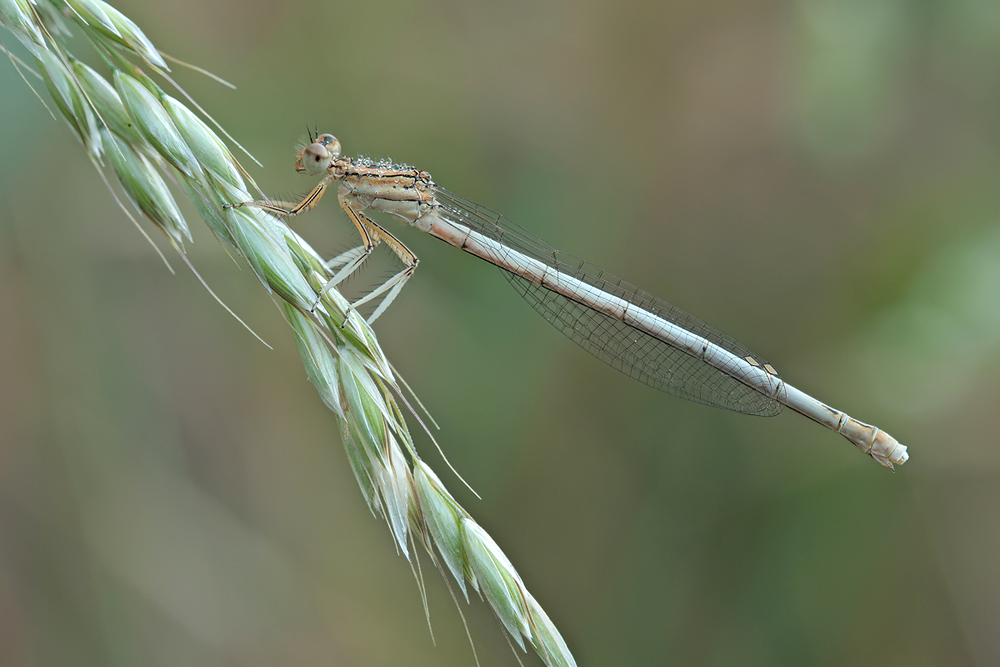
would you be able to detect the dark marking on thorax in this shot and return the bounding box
[333,157,435,204]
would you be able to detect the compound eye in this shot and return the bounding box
[316,134,341,155]
[301,142,332,175]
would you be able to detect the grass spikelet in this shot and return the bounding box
[3,3,578,665]
[0,0,45,49]
[73,59,143,145]
[32,45,102,156]
[103,130,190,244]
[113,70,198,177]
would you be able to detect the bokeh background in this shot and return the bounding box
[2,1,999,665]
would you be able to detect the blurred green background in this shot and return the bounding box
[1,0,998,665]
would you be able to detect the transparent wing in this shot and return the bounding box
[433,187,783,416]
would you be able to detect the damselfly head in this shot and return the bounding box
[295,133,341,175]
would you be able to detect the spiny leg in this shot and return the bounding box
[313,200,379,314]
[325,246,369,272]
[344,220,418,325]
[318,195,419,324]
[362,259,418,324]
[322,243,412,322]
[223,177,333,217]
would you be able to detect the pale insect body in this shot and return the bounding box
[227,133,908,469]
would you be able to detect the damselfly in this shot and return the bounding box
[226,133,908,469]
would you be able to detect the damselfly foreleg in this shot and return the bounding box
[226,186,419,323]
